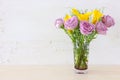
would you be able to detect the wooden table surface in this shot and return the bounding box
[0,65,120,80]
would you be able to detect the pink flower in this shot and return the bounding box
[96,21,108,35]
[64,16,78,30]
[80,21,95,35]
[102,15,115,28]
[55,18,64,28]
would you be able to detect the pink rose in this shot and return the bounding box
[64,16,78,30]
[80,21,95,35]
[55,18,64,28]
[96,21,108,35]
[102,15,115,28]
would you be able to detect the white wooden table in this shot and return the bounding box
[0,65,120,80]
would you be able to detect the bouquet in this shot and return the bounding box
[55,8,115,73]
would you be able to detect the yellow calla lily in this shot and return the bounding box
[64,14,71,21]
[78,12,92,21]
[92,9,103,24]
[71,8,92,21]
[72,8,80,16]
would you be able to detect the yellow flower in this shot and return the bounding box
[67,30,73,34]
[92,9,103,24]
[72,8,80,16]
[71,8,92,21]
[64,14,71,21]
[78,12,92,21]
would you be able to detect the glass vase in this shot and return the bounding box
[73,42,89,74]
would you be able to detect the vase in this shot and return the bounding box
[73,41,89,74]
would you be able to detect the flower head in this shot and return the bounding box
[96,21,107,35]
[64,16,78,30]
[64,14,71,22]
[72,8,92,21]
[78,12,92,21]
[92,9,103,24]
[80,21,95,35]
[55,18,64,28]
[72,8,80,16]
[102,15,115,28]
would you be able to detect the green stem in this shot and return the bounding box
[60,27,97,70]
[74,40,89,70]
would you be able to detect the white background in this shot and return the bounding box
[0,0,120,65]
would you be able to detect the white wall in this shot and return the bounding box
[0,0,120,65]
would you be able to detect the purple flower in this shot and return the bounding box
[64,16,78,30]
[96,21,108,35]
[102,15,115,28]
[55,18,64,28]
[80,21,95,35]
